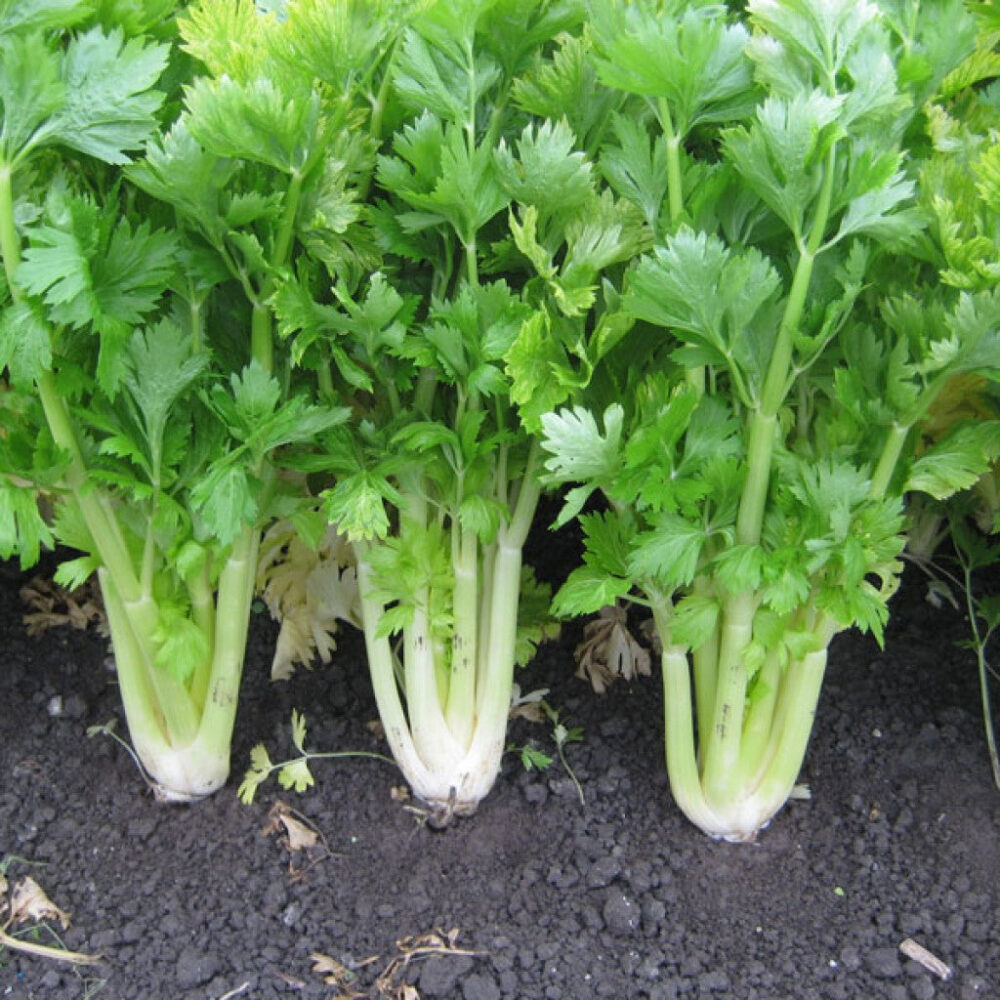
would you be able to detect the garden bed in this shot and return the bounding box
[1,539,998,1000]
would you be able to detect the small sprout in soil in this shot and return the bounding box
[509,698,586,807]
[239,710,395,804]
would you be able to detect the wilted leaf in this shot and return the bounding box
[507,684,550,723]
[262,800,318,852]
[256,519,360,680]
[9,876,71,930]
[20,575,107,636]
[573,604,651,693]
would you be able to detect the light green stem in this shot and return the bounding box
[750,646,829,824]
[404,597,464,771]
[735,646,783,788]
[251,303,273,376]
[870,422,910,499]
[99,568,168,748]
[446,527,479,746]
[691,580,718,747]
[102,573,199,747]
[186,561,216,711]
[197,526,258,752]
[737,146,837,548]
[0,163,20,288]
[355,547,434,790]
[656,100,684,226]
[470,537,522,744]
[652,602,724,836]
[702,590,755,809]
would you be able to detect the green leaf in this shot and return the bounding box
[0,30,63,164]
[237,743,272,804]
[711,543,764,594]
[53,554,100,591]
[290,708,309,754]
[393,25,483,122]
[551,564,632,618]
[539,403,624,485]
[906,422,1000,500]
[831,171,920,246]
[185,74,320,174]
[627,228,780,392]
[505,310,573,433]
[748,0,880,80]
[520,744,553,771]
[18,204,177,379]
[0,0,89,35]
[590,2,754,134]
[580,510,633,579]
[495,118,594,223]
[373,602,414,640]
[627,511,704,590]
[177,0,266,79]
[0,481,53,567]
[122,320,207,470]
[153,604,211,685]
[512,32,618,153]
[126,121,235,230]
[382,117,510,246]
[670,593,720,650]
[321,473,390,541]
[43,27,169,164]
[192,464,259,544]
[723,91,843,239]
[458,493,504,544]
[600,114,670,231]
[0,301,51,387]
[277,757,315,795]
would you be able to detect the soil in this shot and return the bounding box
[1,514,999,1000]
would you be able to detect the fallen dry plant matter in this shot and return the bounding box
[311,926,479,1000]
[0,872,101,966]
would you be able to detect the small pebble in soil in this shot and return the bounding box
[865,946,903,979]
[417,954,476,997]
[698,969,731,992]
[175,946,222,988]
[462,970,501,1000]
[585,855,621,889]
[602,890,640,936]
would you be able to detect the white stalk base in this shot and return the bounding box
[131,732,230,803]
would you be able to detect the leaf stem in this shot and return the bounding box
[656,99,684,227]
[736,145,837,547]
[0,162,21,290]
[870,421,911,499]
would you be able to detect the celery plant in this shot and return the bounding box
[279,0,641,821]
[0,1,366,799]
[521,0,1000,839]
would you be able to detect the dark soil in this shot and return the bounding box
[1,522,999,1000]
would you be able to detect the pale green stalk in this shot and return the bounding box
[354,545,436,793]
[734,646,783,788]
[446,526,479,745]
[701,589,756,807]
[652,602,726,837]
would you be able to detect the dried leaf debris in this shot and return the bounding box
[256,520,361,680]
[260,800,334,879]
[574,603,651,693]
[0,871,101,965]
[311,927,479,1000]
[20,576,107,636]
